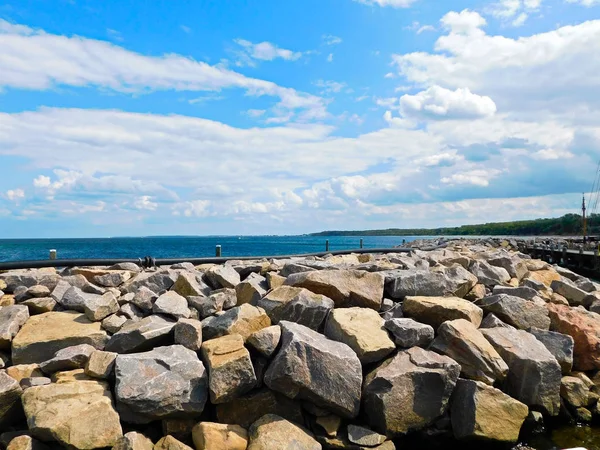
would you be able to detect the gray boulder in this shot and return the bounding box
[0,305,29,349]
[93,271,132,288]
[50,280,72,303]
[124,270,178,295]
[105,315,177,354]
[235,273,268,305]
[480,313,514,329]
[59,286,94,312]
[384,318,433,348]
[478,294,550,330]
[550,279,588,307]
[189,289,236,319]
[247,325,281,358]
[264,321,362,418]
[0,370,23,426]
[172,272,211,298]
[174,318,203,351]
[385,265,477,299]
[131,287,157,312]
[492,285,538,300]
[39,344,96,374]
[469,260,511,287]
[530,328,574,374]
[487,255,527,280]
[153,292,190,319]
[84,292,120,321]
[205,265,240,289]
[201,304,270,342]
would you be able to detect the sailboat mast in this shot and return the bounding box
[583,194,587,241]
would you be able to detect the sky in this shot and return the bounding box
[0,0,599,238]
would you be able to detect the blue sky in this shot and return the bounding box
[0,0,599,237]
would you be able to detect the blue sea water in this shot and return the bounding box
[0,235,433,262]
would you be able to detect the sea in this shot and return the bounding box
[0,235,432,263]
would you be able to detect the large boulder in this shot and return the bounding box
[22,380,122,449]
[202,304,270,342]
[112,432,154,450]
[257,286,333,330]
[384,318,434,348]
[247,414,320,450]
[324,307,395,365]
[105,315,176,354]
[174,318,203,351]
[92,271,132,288]
[114,345,208,423]
[284,270,384,310]
[264,321,362,418]
[478,294,550,330]
[402,296,483,329]
[39,344,96,374]
[0,370,23,426]
[530,328,574,374]
[0,270,59,293]
[385,265,477,299]
[547,303,600,371]
[83,292,119,322]
[172,272,211,298]
[431,319,508,385]
[487,255,528,280]
[247,325,281,358]
[192,422,248,450]
[527,269,560,288]
[205,265,241,289]
[12,312,109,365]
[0,305,29,349]
[201,334,257,404]
[236,273,268,305]
[450,379,528,442]
[123,269,178,295]
[492,285,538,300]
[152,292,190,319]
[469,260,511,286]
[481,328,561,415]
[550,280,589,307]
[362,347,460,436]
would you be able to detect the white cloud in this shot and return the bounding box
[327,53,334,63]
[0,19,33,35]
[532,148,575,160]
[322,35,342,45]
[353,0,419,7]
[440,9,487,34]
[489,0,542,23]
[234,39,302,64]
[417,25,436,34]
[33,175,51,188]
[400,86,497,120]
[246,109,266,118]
[133,196,158,211]
[314,80,347,94]
[566,0,600,5]
[441,169,501,187]
[512,12,528,26]
[6,188,25,201]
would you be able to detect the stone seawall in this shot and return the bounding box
[0,239,599,449]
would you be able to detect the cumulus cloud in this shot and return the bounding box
[400,86,497,120]
[133,196,158,211]
[5,188,25,201]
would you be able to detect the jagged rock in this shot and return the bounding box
[487,256,527,280]
[12,311,109,365]
[236,273,268,305]
[174,318,203,351]
[114,345,208,423]
[481,328,561,415]
[315,415,341,437]
[0,371,23,426]
[450,379,528,442]
[576,278,597,293]
[530,328,574,374]
[247,325,281,358]
[402,296,483,329]
[0,270,59,293]
[154,435,192,450]
[120,303,146,321]
[385,266,477,299]
[192,422,248,450]
[123,270,178,295]
[384,318,434,348]
[464,284,486,302]
[172,272,211,298]
[153,291,190,319]
[105,315,176,354]
[22,380,122,448]
[102,314,128,334]
[85,350,117,379]
[285,269,384,310]
[547,303,600,371]
[480,313,514,329]
[279,263,317,277]
[550,280,589,307]
[575,407,592,422]
[265,321,362,418]
[39,344,96,374]
[59,286,96,312]
[247,414,320,450]
[560,376,589,407]
[0,305,29,349]
[492,285,538,300]
[202,304,271,342]
[478,294,550,330]
[201,334,257,404]
[346,425,386,447]
[5,364,43,383]
[527,269,561,288]
[0,293,15,307]
[256,286,334,330]
[20,377,51,389]
[25,285,51,299]
[266,273,286,290]
[93,271,132,288]
[83,292,119,322]
[112,432,154,450]
[362,347,460,436]
[469,260,511,286]
[21,298,57,315]
[6,435,51,450]
[431,319,508,385]
[206,265,241,289]
[130,287,158,312]
[324,307,395,364]
[215,388,304,428]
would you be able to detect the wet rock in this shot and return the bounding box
[85,350,117,379]
[492,285,538,300]
[0,305,29,349]
[384,318,434,348]
[387,265,478,299]
[481,327,561,415]
[469,260,511,286]
[560,376,589,407]
[530,328,574,374]
[105,315,176,354]
[551,280,589,307]
[12,311,109,365]
[93,271,132,288]
[257,286,333,330]
[265,321,362,418]
[247,325,281,358]
[285,269,384,310]
[39,343,96,374]
[21,297,57,315]
[362,347,460,436]
[153,291,191,319]
[402,296,483,329]
[480,313,514,329]
[131,287,158,312]
[202,304,270,342]
[201,334,257,404]
[236,273,268,305]
[112,432,154,450]
[83,291,119,322]
[172,272,212,297]
[324,307,395,364]
[206,265,241,289]
[478,294,550,330]
[114,345,208,423]
[450,379,528,442]
[22,380,122,448]
[102,313,128,334]
[431,319,508,385]
[174,318,203,351]
[346,425,386,447]
[192,422,248,450]
[0,370,23,426]
[247,414,320,450]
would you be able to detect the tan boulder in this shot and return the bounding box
[112,432,154,450]
[192,422,248,450]
[403,296,483,329]
[464,284,486,302]
[6,364,43,383]
[527,269,560,288]
[0,370,23,426]
[202,304,270,342]
[85,350,117,379]
[51,368,94,383]
[6,436,50,450]
[154,436,192,450]
[247,414,320,450]
[266,273,285,290]
[22,380,122,449]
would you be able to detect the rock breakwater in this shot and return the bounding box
[1,239,600,449]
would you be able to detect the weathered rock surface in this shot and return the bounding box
[431,319,508,385]
[102,314,128,334]
[84,292,119,322]
[20,298,57,315]
[85,350,117,379]
[12,311,108,365]
[247,325,281,358]
[530,328,574,374]
[202,304,270,342]
[236,273,268,305]
[264,321,362,418]
[93,271,132,288]
[0,370,23,426]
[551,279,589,307]
[257,286,333,330]
[492,285,538,300]
[5,435,51,450]
[285,269,384,310]
[481,327,561,415]
[123,270,178,295]
[384,318,434,348]
[480,313,514,329]
[153,291,190,319]
[172,272,211,298]
[39,343,96,374]
[22,380,122,449]
[247,414,321,450]
[0,305,29,349]
[560,376,589,407]
[105,315,176,354]
[385,265,477,299]
[469,260,511,286]
[192,422,248,450]
[206,266,241,290]
[324,307,395,364]
[403,296,483,329]
[114,345,208,423]
[112,432,154,450]
[451,379,528,442]
[174,318,203,351]
[362,347,460,436]
[488,255,528,280]
[478,294,550,330]
[154,435,193,450]
[346,425,386,447]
